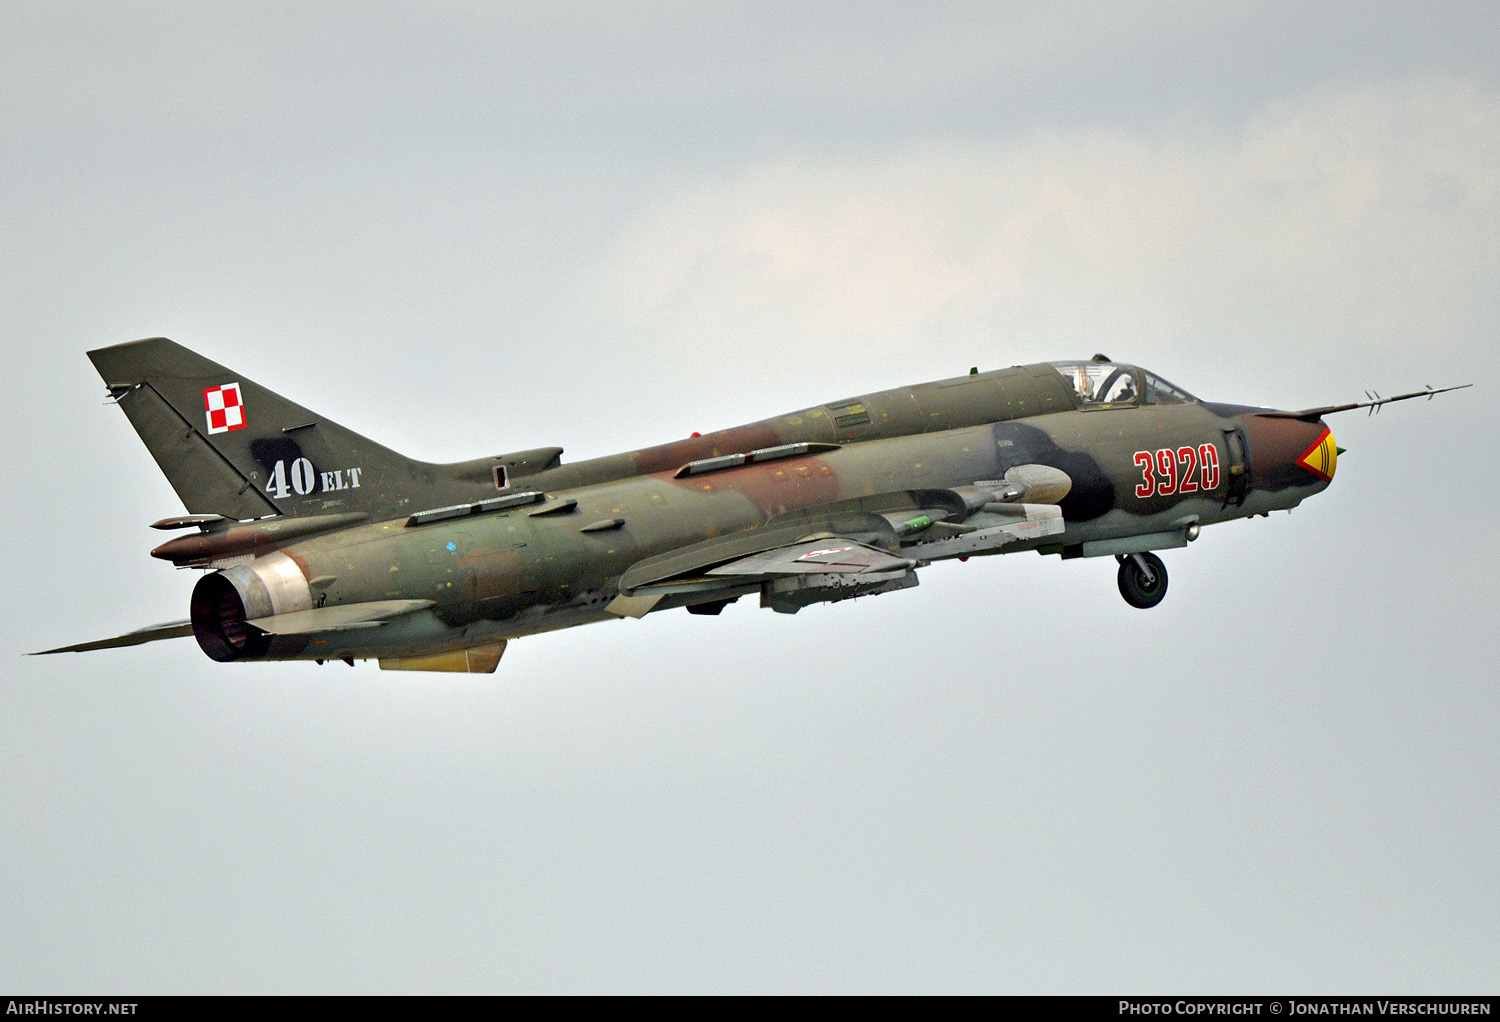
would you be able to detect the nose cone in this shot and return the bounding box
[1295,426,1338,482]
[1244,414,1337,491]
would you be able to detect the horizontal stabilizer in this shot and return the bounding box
[246,599,435,636]
[33,620,194,655]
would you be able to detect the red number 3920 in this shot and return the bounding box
[1134,444,1220,497]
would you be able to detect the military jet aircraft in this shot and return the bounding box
[37,338,1467,672]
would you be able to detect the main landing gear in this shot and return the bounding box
[1117,552,1168,609]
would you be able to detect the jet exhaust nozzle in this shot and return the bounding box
[190,551,313,662]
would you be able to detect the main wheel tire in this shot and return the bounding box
[1117,552,1168,609]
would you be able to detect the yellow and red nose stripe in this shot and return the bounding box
[1295,427,1338,481]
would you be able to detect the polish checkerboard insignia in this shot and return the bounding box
[204,383,247,434]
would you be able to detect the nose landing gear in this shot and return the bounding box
[1117,552,1168,609]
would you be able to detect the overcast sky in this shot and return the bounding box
[3,2,1497,993]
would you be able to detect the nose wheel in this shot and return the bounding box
[1117,552,1168,609]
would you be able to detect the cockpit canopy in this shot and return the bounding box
[1049,361,1198,408]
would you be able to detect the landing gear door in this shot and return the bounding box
[1222,427,1250,507]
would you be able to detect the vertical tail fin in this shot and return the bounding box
[89,337,491,520]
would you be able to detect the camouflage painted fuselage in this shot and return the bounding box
[196,360,1333,665]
